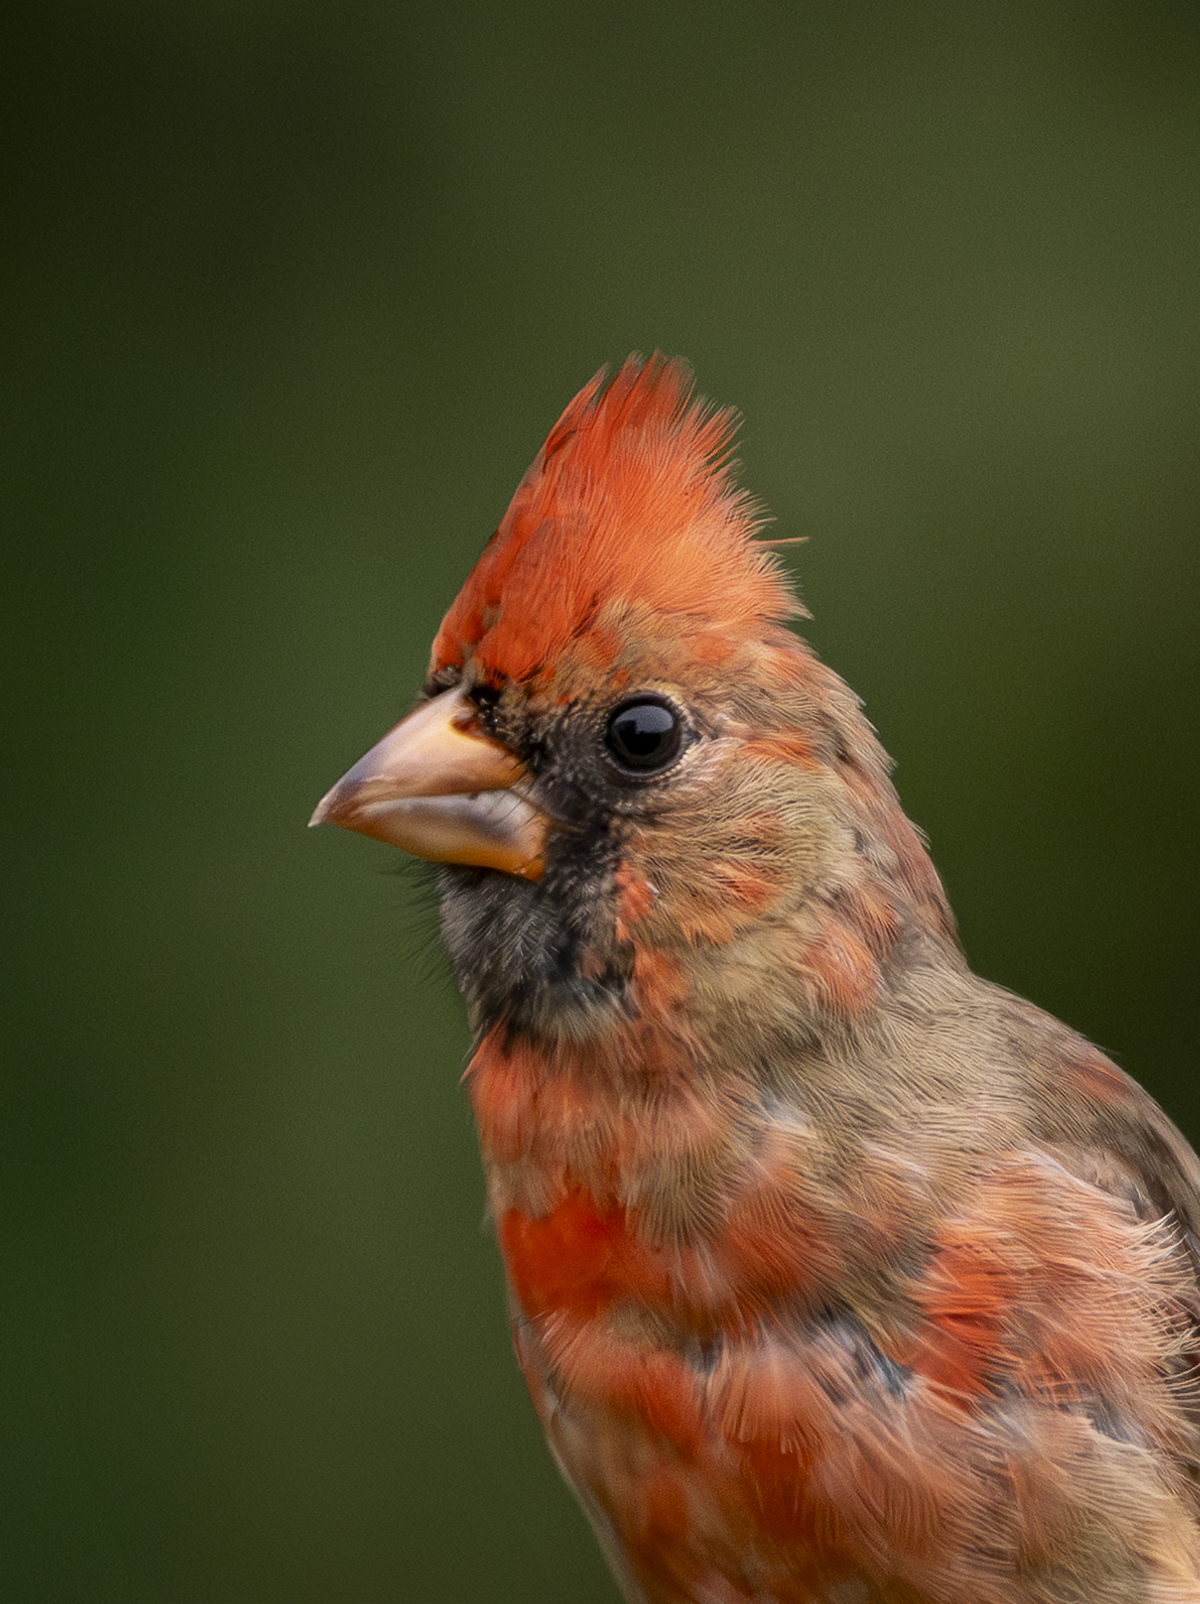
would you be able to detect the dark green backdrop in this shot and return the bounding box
[5,4,1198,1600]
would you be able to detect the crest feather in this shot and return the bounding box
[431,354,801,682]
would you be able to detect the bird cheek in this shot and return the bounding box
[613,866,656,933]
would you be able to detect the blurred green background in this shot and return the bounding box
[5,2,1198,1599]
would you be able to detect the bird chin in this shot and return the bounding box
[437,847,634,1044]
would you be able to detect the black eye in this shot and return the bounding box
[604,698,684,774]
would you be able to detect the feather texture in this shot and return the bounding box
[318,356,1200,1603]
[432,354,797,686]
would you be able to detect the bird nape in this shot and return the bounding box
[312,354,1200,1604]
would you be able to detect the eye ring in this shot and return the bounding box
[603,696,686,775]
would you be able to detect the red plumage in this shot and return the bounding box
[315,356,1200,1602]
[432,355,793,685]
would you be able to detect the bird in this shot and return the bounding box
[311,355,1200,1603]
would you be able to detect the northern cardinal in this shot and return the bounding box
[312,356,1200,1602]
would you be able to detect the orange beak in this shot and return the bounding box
[309,686,547,880]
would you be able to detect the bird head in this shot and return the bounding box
[312,356,955,1051]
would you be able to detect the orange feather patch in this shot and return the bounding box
[431,354,800,683]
